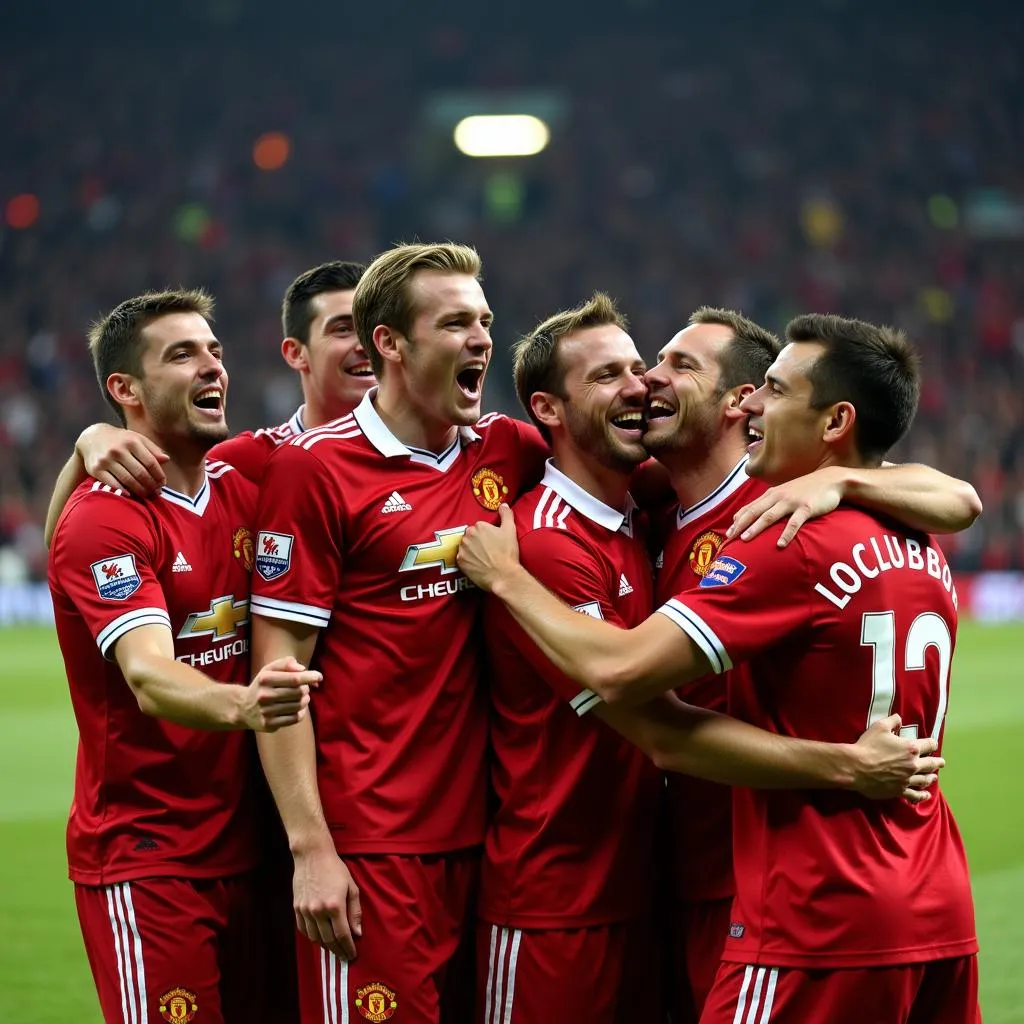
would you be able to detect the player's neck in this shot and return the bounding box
[157,454,208,498]
[551,446,632,512]
[372,387,459,455]
[667,438,749,510]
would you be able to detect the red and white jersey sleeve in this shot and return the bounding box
[657,507,977,968]
[249,442,344,629]
[209,407,306,484]
[481,466,661,928]
[49,485,170,659]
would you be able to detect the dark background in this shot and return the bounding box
[2,0,1022,577]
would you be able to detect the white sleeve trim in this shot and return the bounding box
[97,607,171,660]
[570,688,604,717]
[250,594,331,628]
[656,599,732,675]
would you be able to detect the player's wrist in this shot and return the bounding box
[289,830,337,859]
[489,561,530,601]
[838,741,871,791]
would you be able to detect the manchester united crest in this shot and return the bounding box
[232,526,255,573]
[688,530,724,577]
[355,981,398,1021]
[158,988,198,1023]
[471,467,509,511]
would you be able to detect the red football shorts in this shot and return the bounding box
[475,917,663,1024]
[667,896,733,1024]
[75,873,264,1024]
[295,850,479,1024]
[700,957,981,1024]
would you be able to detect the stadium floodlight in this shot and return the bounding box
[453,115,551,158]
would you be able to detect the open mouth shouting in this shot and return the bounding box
[646,397,675,423]
[192,384,225,418]
[344,358,374,380]
[456,362,487,402]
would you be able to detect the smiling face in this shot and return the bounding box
[741,341,832,482]
[297,288,375,416]
[643,322,735,459]
[552,325,649,472]
[391,270,493,428]
[131,311,230,448]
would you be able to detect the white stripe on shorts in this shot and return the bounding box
[731,966,780,1024]
[484,926,523,1024]
[105,882,147,1024]
[321,948,350,1024]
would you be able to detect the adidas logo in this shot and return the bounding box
[380,491,413,514]
[618,573,634,597]
[172,551,193,573]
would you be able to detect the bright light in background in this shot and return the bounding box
[253,132,291,171]
[453,115,550,158]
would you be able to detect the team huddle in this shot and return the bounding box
[46,243,983,1024]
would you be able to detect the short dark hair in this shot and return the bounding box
[88,289,214,425]
[282,260,365,344]
[353,243,481,377]
[689,306,781,395]
[785,313,921,461]
[512,292,628,443]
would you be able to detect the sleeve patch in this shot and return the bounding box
[699,555,747,588]
[90,555,142,601]
[255,531,294,581]
[572,600,604,619]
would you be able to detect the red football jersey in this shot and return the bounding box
[654,456,766,904]
[481,462,661,928]
[250,391,548,855]
[208,406,306,484]
[48,462,262,885]
[657,507,977,967]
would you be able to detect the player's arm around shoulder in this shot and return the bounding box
[459,504,709,706]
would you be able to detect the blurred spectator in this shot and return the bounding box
[1,6,1022,576]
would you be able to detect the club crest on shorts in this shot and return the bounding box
[90,554,142,601]
[158,987,198,1022]
[355,981,398,1021]
[232,526,254,573]
[699,554,748,588]
[688,530,724,578]
[255,531,294,581]
[471,467,508,511]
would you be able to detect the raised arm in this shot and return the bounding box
[252,615,362,961]
[729,463,983,548]
[44,424,169,547]
[593,694,940,802]
[114,623,316,730]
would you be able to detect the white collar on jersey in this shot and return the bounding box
[542,460,636,536]
[676,454,750,529]
[352,388,482,469]
[159,473,211,515]
[289,405,306,434]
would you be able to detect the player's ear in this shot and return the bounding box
[529,391,562,433]
[373,324,402,367]
[281,337,309,372]
[822,401,856,446]
[107,373,141,410]
[722,383,755,421]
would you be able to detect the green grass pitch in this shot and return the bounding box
[1,623,1021,1023]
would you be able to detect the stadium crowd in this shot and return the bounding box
[1,7,1023,580]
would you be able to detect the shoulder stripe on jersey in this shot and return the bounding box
[250,594,331,629]
[476,412,506,428]
[106,883,148,1024]
[295,422,362,451]
[320,948,350,1024]
[295,414,356,441]
[535,491,572,531]
[206,464,234,479]
[90,481,125,497]
[569,689,603,717]
[656,600,731,674]
[97,608,171,660]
